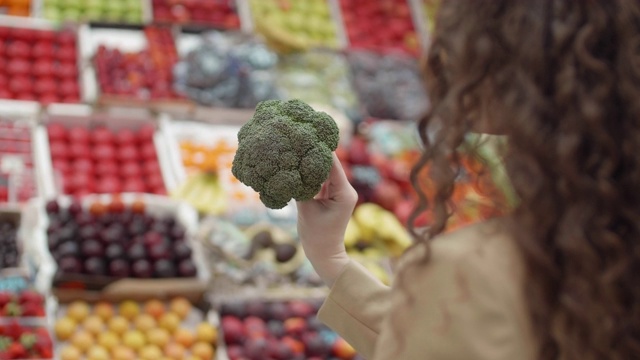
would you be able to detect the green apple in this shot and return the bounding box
[62,0,83,11]
[85,0,106,11]
[84,7,104,20]
[126,0,142,12]
[103,10,123,22]
[43,6,62,21]
[123,11,142,23]
[104,1,124,13]
[44,0,62,8]
[62,8,83,21]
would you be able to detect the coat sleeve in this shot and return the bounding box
[317,230,533,360]
[317,260,391,360]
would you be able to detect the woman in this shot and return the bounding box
[297,1,640,359]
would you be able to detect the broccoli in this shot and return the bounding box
[231,99,340,209]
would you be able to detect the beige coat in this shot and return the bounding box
[318,219,537,359]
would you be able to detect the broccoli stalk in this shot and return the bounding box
[231,99,340,209]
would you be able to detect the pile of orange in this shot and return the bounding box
[0,0,31,16]
[180,139,235,174]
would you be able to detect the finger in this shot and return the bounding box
[328,153,350,188]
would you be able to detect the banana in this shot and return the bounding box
[343,220,361,248]
[172,173,227,215]
[254,15,309,53]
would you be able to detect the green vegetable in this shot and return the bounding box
[232,99,340,209]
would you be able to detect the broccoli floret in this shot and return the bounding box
[232,99,340,209]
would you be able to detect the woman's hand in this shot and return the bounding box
[297,153,358,287]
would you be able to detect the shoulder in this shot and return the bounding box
[396,217,526,314]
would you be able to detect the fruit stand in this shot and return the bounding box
[0,1,510,359]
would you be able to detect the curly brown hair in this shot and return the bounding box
[409,0,640,358]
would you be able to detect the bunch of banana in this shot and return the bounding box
[254,15,310,54]
[171,172,226,215]
[344,203,413,258]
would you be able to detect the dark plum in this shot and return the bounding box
[45,200,60,214]
[274,243,297,263]
[58,256,82,274]
[178,259,197,278]
[67,201,83,216]
[56,241,79,259]
[84,257,107,276]
[267,320,285,338]
[100,224,125,244]
[127,219,146,237]
[81,239,104,257]
[245,300,267,319]
[162,216,176,228]
[222,302,246,318]
[267,302,291,322]
[170,224,186,240]
[153,259,176,278]
[47,233,61,251]
[143,231,163,248]
[109,259,130,277]
[78,224,99,240]
[74,212,94,226]
[105,243,125,260]
[128,243,146,261]
[56,225,76,243]
[132,259,152,278]
[173,241,192,261]
[151,221,169,234]
[149,243,171,261]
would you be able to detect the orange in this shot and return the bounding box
[174,328,195,348]
[108,316,130,335]
[134,314,157,332]
[143,299,165,320]
[164,343,186,359]
[93,302,115,321]
[195,323,217,344]
[70,330,94,353]
[60,345,82,360]
[159,313,180,333]
[191,342,214,360]
[169,297,191,319]
[119,300,140,320]
[67,301,91,322]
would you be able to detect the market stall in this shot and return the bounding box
[0,1,508,359]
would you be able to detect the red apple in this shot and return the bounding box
[7,59,30,76]
[33,60,56,78]
[146,173,164,190]
[96,176,122,194]
[116,129,136,146]
[68,172,95,193]
[32,42,56,59]
[222,316,246,345]
[69,142,91,160]
[93,144,116,162]
[61,95,80,103]
[10,28,37,43]
[56,31,76,46]
[95,161,118,177]
[37,30,56,42]
[117,145,139,162]
[9,76,32,94]
[143,160,161,176]
[57,63,78,80]
[71,158,94,173]
[91,127,114,144]
[68,127,90,144]
[120,162,141,178]
[136,124,155,143]
[57,46,76,64]
[48,141,69,160]
[0,74,7,87]
[52,159,71,176]
[6,41,30,59]
[60,80,80,98]
[34,77,57,95]
[140,143,157,160]
[39,93,60,104]
[121,178,146,193]
[47,123,67,142]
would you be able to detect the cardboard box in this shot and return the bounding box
[28,194,210,303]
